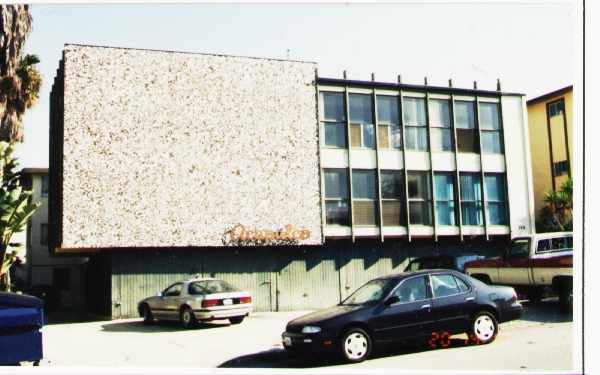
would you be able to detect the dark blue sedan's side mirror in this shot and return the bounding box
[384,296,399,307]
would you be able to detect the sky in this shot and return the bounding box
[15,2,576,168]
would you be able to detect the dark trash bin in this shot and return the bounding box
[0,292,44,366]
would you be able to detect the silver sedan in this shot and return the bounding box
[137,278,253,328]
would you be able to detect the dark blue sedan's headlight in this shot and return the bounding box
[301,326,322,334]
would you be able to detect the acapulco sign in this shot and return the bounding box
[222,224,311,246]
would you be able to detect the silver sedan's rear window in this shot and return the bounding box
[188,280,239,295]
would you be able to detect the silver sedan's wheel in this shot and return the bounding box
[471,312,498,344]
[180,307,197,328]
[340,328,371,363]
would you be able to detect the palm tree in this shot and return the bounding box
[1,4,40,143]
[541,177,573,232]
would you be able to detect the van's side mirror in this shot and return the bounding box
[384,296,399,307]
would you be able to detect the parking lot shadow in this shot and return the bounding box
[519,298,573,323]
[101,320,231,333]
[218,339,468,368]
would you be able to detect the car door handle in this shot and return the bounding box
[420,304,431,309]
[465,297,475,302]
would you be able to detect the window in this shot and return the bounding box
[380,170,404,226]
[460,173,483,225]
[553,160,569,176]
[429,99,453,152]
[341,279,395,306]
[479,102,503,154]
[455,101,479,153]
[321,92,346,148]
[376,95,401,149]
[349,94,374,149]
[430,274,460,298]
[548,100,565,118]
[454,276,470,292]
[485,173,508,225]
[537,236,573,254]
[324,169,350,226]
[407,171,432,225]
[403,97,428,151]
[509,239,530,258]
[352,170,377,226]
[40,223,48,245]
[434,173,456,225]
[394,276,428,303]
[53,268,70,291]
[163,283,183,297]
[41,175,49,197]
[189,280,239,295]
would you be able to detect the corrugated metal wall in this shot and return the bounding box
[108,238,505,319]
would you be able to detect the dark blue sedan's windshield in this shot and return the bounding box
[341,279,394,306]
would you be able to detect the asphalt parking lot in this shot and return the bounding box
[40,298,573,370]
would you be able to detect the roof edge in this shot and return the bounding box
[526,85,573,105]
[63,43,318,65]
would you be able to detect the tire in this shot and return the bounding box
[468,311,498,345]
[559,286,573,312]
[527,288,543,304]
[140,304,154,324]
[229,316,244,325]
[339,327,372,363]
[180,306,197,329]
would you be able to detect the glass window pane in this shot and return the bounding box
[349,94,373,125]
[481,131,502,154]
[479,102,500,130]
[456,128,479,153]
[405,127,428,151]
[350,124,362,147]
[324,169,348,199]
[352,170,376,199]
[431,128,453,152]
[382,201,404,226]
[484,174,506,201]
[431,274,460,298]
[407,172,431,200]
[434,173,454,200]
[455,276,470,292]
[460,173,483,225]
[381,171,403,199]
[409,201,432,225]
[354,201,377,226]
[378,125,390,148]
[455,101,475,129]
[429,99,451,128]
[394,276,428,303]
[390,125,402,148]
[377,96,399,124]
[461,202,483,225]
[363,124,375,148]
[436,201,455,225]
[403,97,426,126]
[324,122,346,148]
[322,92,345,121]
[487,202,507,225]
[325,200,350,226]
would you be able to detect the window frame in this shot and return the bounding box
[349,93,375,150]
[323,168,350,227]
[380,170,405,227]
[376,95,402,150]
[428,273,467,299]
[454,100,479,154]
[459,172,484,226]
[484,173,508,226]
[433,172,457,226]
[387,275,432,306]
[41,175,49,197]
[351,169,378,227]
[407,171,433,226]
[535,235,573,254]
[428,98,453,153]
[479,102,504,155]
[403,96,429,152]
[162,283,184,297]
[320,91,347,149]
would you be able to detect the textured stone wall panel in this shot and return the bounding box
[61,45,322,248]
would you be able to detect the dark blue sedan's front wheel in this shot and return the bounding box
[339,328,372,363]
[469,311,498,344]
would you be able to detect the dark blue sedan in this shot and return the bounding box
[282,269,522,363]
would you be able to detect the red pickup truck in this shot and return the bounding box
[464,232,573,310]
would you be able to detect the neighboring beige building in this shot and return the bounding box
[526,86,573,216]
[21,168,86,309]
